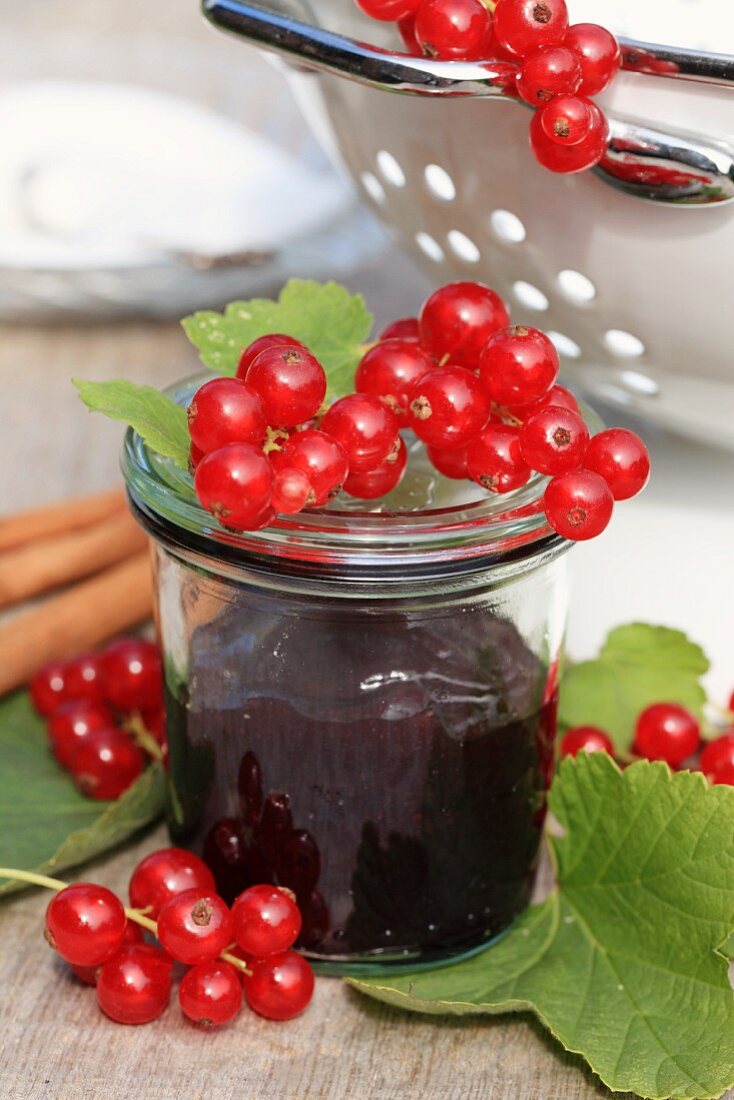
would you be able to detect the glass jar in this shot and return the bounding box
[124,376,579,975]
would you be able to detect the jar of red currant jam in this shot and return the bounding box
[124,376,577,975]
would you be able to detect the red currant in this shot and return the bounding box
[277,829,322,903]
[179,961,243,1027]
[97,944,173,1025]
[271,466,314,514]
[356,0,419,21]
[565,23,621,95]
[520,405,590,475]
[355,339,434,416]
[129,847,217,919]
[560,726,614,758]
[584,429,650,501]
[699,734,734,786]
[71,925,144,988]
[243,951,315,1021]
[530,102,609,173]
[479,325,559,407]
[245,346,327,429]
[270,430,348,505]
[540,94,595,145]
[378,317,420,342]
[202,817,250,905]
[516,45,582,104]
[407,365,491,448]
[414,0,494,60]
[467,425,531,493]
[102,638,162,712]
[634,703,701,767]
[29,662,71,717]
[232,885,302,957]
[343,436,408,500]
[235,333,306,380]
[398,14,421,52]
[48,699,116,768]
[419,282,510,369]
[189,441,205,473]
[505,383,580,423]
[426,442,470,480]
[321,394,400,473]
[64,653,106,705]
[187,377,267,454]
[494,0,569,58]
[157,889,233,965]
[195,443,274,530]
[45,884,127,965]
[71,728,145,800]
[544,470,613,540]
[237,750,263,826]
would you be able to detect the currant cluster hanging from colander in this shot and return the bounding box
[355,0,621,174]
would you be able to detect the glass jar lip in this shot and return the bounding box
[122,372,601,570]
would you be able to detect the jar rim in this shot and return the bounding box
[122,373,599,572]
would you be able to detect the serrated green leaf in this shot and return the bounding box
[74,378,190,470]
[559,624,709,750]
[182,278,373,397]
[349,755,734,1100]
[0,692,165,896]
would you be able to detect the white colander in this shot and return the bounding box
[205,0,734,450]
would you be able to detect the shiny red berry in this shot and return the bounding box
[102,638,162,712]
[426,442,470,480]
[565,23,621,95]
[407,365,491,448]
[479,325,559,407]
[235,333,307,380]
[467,424,531,493]
[419,282,510,369]
[530,101,609,173]
[507,383,579,421]
[71,728,144,800]
[29,662,71,717]
[187,377,267,454]
[179,961,243,1027]
[356,0,419,21]
[45,884,127,966]
[243,951,315,1021]
[97,944,173,1025]
[321,394,400,473]
[70,921,144,986]
[271,466,314,514]
[520,405,590,475]
[48,699,116,768]
[129,847,217,919]
[245,346,327,429]
[157,889,233,965]
[232,884,302,957]
[540,94,595,145]
[494,0,569,58]
[343,436,408,500]
[544,470,614,540]
[194,443,274,530]
[634,703,701,767]
[560,726,614,758]
[378,317,420,342]
[414,0,494,60]
[271,430,348,505]
[699,734,734,786]
[355,339,434,416]
[584,429,650,501]
[516,45,582,104]
[64,653,106,705]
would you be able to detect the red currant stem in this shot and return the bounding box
[0,868,69,892]
[219,948,253,976]
[261,426,291,456]
[124,714,164,763]
[481,0,496,11]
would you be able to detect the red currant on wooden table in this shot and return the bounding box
[129,847,217,919]
[195,443,274,531]
[565,23,621,95]
[419,281,510,368]
[48,699,116,768]
[378,316,420,342]
[235,333,307,380]
[97,944,173,1025]
[355,338,434,416]
[179,961,243,1027]
[102,638,162,712]
[243,951,315,1021]
[244,345,327,429]
[343,435,408,499]
[232,884,302,957]
[71,728,145,800]
[270,430,348,506]
[516,45,582,104]
[45,883,127,966]
[544,470,614,541]
[467,424,531,494]
[407,365,491,448]
[479,325,559,407]
[70,920,145,986]
[187,377,267,454]
[699,734,734,786]
[414,0,494,60]
[584,429,651,501]
[157,889,234,965]
[634,703,701,767]
[520,405,590,476]
[271,466,315,514]
[493,0,569,58]
[560,726,614,758]
[321,393,400,473]
[29,662,71,717]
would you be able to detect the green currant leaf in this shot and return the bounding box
[74,378,190,471]
[0,692,165,896]
[559,624,709,750]
[181,278,373,398]
[349,754,734,1100]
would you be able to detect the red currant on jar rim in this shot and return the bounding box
[584,428,651,501]
[540,95,596,146]
[344,435,408,499]
[544,470,614,541]
[48,699,115,768]
[356,0,419,22]
[97,944,173,1025]
[467,424,531,494]
[129,847,217,919]
[355,339,434,416]
[71,728,145,800]
[272,466,315,514]
[398,13,421,52]
[426,442,470,480]
[157,889,234,965]
[320,393,400,473]
[479,325,559,407]
[187,377,267,454]
[419,282,510,369]
[560,726,614,758]
[565,23,621,96]
[520,405,590,476]
[243,951,315,1021]
[179,961,243,1027]
[236,333,307,380]
[194,443,274,530]
[232,884,302,957]
[634,703,701,767]
[408,365,491,448]
[516,45,582,104]
[245,345,327,429]
[414,0,494,60]
[493,0,569,58]
[45,884,127,966]
[271,430,348,506]
[102,638,162,712]
[378,316,420,342]
[530,102,609,173]
[699,734,734,786]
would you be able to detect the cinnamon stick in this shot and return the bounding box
[0,553,154,696]
[0,509,147,610]
[0,489,125,554]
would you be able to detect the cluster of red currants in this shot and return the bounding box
[188,280,649,543]
[29,638,166,799]
[561,699,734,787]
[356,0,620,174]
[43,847,315,1026]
